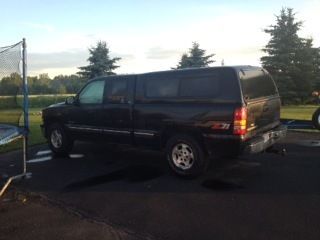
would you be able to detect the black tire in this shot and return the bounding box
[166,135,209,177]
[312,108,320,130]
[47,123,73,157]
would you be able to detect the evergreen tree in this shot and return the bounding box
[261,8,320,104]
[176,53,192,69]
[309,43,320,91]
[294,38,319,102]
[78,41,121,79]
[175,42,215,69]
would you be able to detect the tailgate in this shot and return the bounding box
[238,67,281,135]
[246,96,281,134]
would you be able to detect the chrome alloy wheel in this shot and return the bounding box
[51,129,63,149]
[171,143,195,170]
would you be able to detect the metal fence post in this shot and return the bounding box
[0,39,31,197]
[22,38,29,172]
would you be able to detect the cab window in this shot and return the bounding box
[79,80,105,104]
[108,78,128,103]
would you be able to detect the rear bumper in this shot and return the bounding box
[243,125,287,154]
[202,124,287,156]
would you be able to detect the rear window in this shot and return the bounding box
[240,70,278,100]
[180,75,219,98]
[136,68,241,102]
[145,78,179,98]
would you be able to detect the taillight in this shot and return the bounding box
[233,107,247,136]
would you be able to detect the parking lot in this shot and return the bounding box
[1,131,320,240]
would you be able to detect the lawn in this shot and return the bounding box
[0,94,71,153]
[280,105,319,120]
[0,108,46,153]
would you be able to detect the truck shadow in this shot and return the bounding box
[201,178,244,191]
[61,141,248,193]
[63,164,163,192]
[11,137,320,195]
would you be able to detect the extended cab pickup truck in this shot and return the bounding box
[42,66,287,177]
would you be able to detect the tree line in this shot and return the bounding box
[0,7,319,104]
[0,73,86,95]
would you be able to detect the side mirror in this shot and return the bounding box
[66,96,76,105]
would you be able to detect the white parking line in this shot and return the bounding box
[69,154,84,159]
[27,156,52,163]
[297,140,320,147]
[36,150,52,156]
[238,161,261,167]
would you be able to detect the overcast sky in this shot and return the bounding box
[1,0,320,77]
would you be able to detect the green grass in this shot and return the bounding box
[0,94,72,109]
[281,105,319,120]
[0,108,46,153]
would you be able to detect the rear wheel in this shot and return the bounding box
[166,135,209,177]
[47,123,73,157]
[312,108,320,130]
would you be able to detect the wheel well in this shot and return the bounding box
[161,127,206,152]
[312,107,320,130]
[43,118,63,137]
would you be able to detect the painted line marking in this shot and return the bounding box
[35,150,52,156]
[69,154,84,159]
[297,140,320,147]
[238,161,261,167]
[27,156,52,163]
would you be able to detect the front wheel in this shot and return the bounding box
[166,135,209,177]
[47,123,73,156]
[312,108,320,130]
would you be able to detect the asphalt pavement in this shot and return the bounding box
[1,131,320,240]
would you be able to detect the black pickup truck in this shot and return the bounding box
[41,66,286,177]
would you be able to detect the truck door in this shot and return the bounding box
[100,76,135,145]
[65,79,111,140]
